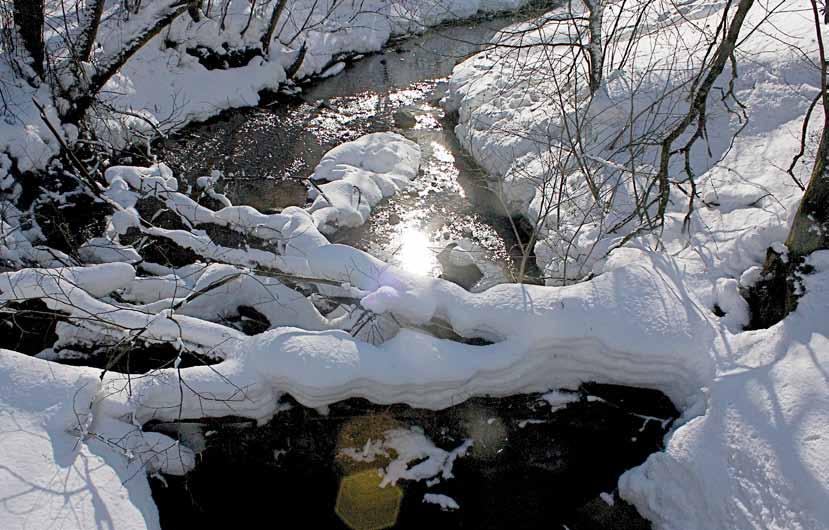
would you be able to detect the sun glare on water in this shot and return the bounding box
[392,225,440,276]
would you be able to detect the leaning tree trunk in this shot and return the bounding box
[786,120,829,262]
[786,0,829,263]
[748,113,829,328]
[747,0,829,328]
[62,0,195,124]
[13,0,45,78]
[261,0,288,55]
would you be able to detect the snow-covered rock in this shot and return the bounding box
[309,132,422,233]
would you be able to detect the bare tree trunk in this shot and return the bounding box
[189,0,204,21]
[63,0,194,123]
[241,0,257,36]
[784,0,829,262]
[261,0,288,55]
[77,0,106,63]
[284,41,307,78]
[13,0,45,78]
[786,123,829,261]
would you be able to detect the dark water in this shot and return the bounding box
[150,385,675,530]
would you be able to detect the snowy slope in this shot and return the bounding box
[444,1,829,528]
[445,0,814,288]
[0,350,193,530]
[621,252,829,530]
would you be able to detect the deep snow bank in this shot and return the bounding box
[444,1,829,528]
[444,0,813,288]
[621,253,829,530]
[0,349,193,530]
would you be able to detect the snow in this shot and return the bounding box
[47,243,711,430]
[619,254,829,530]
[338,427,473,487]
[0,0,828,529]
[441,1,829,528]
[0,0,531,184]
[541,389,579,410]
[444,0,813,287]
[309,132,422,233]
[0,119,728,529]
[0,349,192,530]
[423,493,461,510]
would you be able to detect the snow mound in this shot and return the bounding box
[0,350,193,530]
[245,248,713,409]
[309,133,422,233]
[621,258,829,530]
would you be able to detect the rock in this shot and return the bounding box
[437,242,484,290]
[0,299,62,356]
[393,108,419,129]
[429,81,449,104]
[222,178,308,212]
[33,192,112,254]
[196,192,229,212]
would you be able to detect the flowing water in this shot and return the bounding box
[157,15,540,288]
[150,386,673,530]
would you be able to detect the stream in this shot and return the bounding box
[157,14,539,288]
[150,11,669,530]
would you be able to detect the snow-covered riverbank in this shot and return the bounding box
[0,1,828,529]
[445,1,829,528]
[0,0,535,176]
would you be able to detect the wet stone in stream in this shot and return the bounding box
[150,384,676,530]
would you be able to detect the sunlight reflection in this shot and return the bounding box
[392,225,441,276]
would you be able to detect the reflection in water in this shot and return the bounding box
[150,391,677,530]
[462,407,508,460]
[391,224,441,276]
